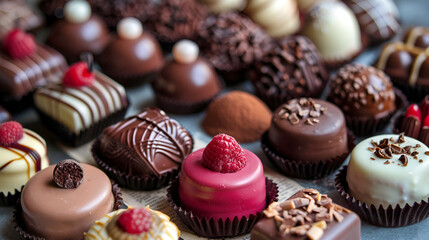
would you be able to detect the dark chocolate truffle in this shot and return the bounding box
[98,17,163,86]
[152,40,222,114]
[344,0,400,43]
[251,189,361,240]
[251,36,328,110]
[53,159,84,189]
[202,91,272,143]
[329,64,397,135]
[46,0,111,62]
[98,108,193,177]
[144,0,209,49]
[267,98,348,163]
[198,12,273,84]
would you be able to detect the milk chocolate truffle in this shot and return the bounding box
[202,91,272,143]
[93,108,193,189]
[263,98,350,179]
[302,1,363,69]
[243,0,300,38]
[344,0,400,43]
[329,64,396,136]
[98,17,163,86]
[198,12,273,84]
[0,0,44,39]
[404,26,429,48]
[145,0,209,50]
[251,36,328,110]
[46,0,111,62]
[251,189,361,240]
[152,40,222,114]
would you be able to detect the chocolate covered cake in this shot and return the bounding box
[375,26,429,102]
[16,160,122,239]
[93,108,193,190]
[329,64,397,136]
[152,40,222,114]
[0,29,67,112]
[251,36,328,109]
[98,17,163,86]
[263,98,351,179]
[46,0,110,62]
[34,56,129,146]
[251,188,361,240]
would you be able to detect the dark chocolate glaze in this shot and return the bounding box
[268,99,348,162]
[99,108,193,176]
[0,44,67,98]
[250,190,361,240]
[0,106,11,123]
[98,33,163,79]
[46,15,110,62]
[153,57,221,102]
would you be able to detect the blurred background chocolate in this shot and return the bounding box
[197,0,246,13]
[0,106,11,124]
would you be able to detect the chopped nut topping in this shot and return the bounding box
[368,147,376,152]
[411,151,418,156]
[290,225,310,236]
[307,226,324,240]
[419,159,423,163]
[399,155,408,166]
[305,119,314,125]
[333,211,344,222]
[288,113,300,125]
[375,147,393,159]
[280,99,326,125]
[416,144,421,148]
[312,221,327,230]
[384,160,390,164]
[425,151,429,156]
[397,133,405,143]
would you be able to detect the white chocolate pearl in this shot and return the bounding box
[117,17,143,40]
[172,40,199,64]
[64,0,91,23]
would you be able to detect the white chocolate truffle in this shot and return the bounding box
[302,1,361,61]
[346,134,429,208]
[197,0,246,13]
[244,0,300,38]
[117,17,143,40]
[172,40,199,64]
[297,0,337,13]
[64,0,92,24]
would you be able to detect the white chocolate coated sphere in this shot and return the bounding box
[172,40,199,64]
[117,17,143,40]
[64,0,92,24]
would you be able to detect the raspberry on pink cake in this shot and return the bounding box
[167,134,278,238]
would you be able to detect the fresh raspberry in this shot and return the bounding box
[117,208,152,234]
[203,134,247,173]
[405,104,421,121]
[2,29,36,59]
[0,121,24,146]
[62,62,95,87]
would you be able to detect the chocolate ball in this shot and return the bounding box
[250,36,328,110]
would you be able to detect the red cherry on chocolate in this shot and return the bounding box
[2,29,36,59]
[62,62,95,87]
[423,115,429,128]
[0,121,24,146]
[405,104,421,121]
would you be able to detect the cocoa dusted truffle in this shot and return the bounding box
[152,40,222,114]
[198,12,273,84]
[98,17,163,86]
[328,64,397,136]
[251,36,328,110]
[343,0,400,43]
[251,189,361,240]
[202,91,272,143]
[145,0,209,50]
[46,0,111,62]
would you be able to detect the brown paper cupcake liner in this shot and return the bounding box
[166,177,278,238]
[0,188,22,206]
[261,129,356,179]
[154,92,220,115]
[335,166,429,227]
[35,103,129,147]
[13,181,122,240]
[92,139,180,190]
[390,77,429,103]
[343,88,407,136]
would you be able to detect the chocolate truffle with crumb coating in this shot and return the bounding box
[152,40,222,114]
[251,36,328,110]
[329,64,396,135]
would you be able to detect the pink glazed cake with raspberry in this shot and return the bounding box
[178,134,266,220]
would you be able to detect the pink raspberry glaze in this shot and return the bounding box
[179,148,266,221]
